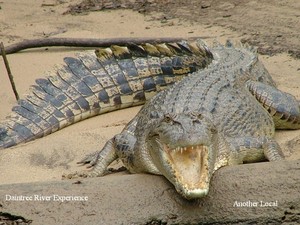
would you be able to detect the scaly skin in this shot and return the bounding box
[0,40,213,149]
[75,41,300,199]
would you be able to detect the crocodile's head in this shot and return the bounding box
[147,111,218,199]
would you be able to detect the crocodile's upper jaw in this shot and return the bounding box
[149,138,213,199]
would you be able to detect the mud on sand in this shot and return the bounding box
[0,0,299,224]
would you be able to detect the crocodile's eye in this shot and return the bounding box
[163,115,172,123]
[211,127,217,134]
[191,112,203,120]
[163,113,175,123]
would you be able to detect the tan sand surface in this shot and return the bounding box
[0,0,254,184]
[0,0,300,224]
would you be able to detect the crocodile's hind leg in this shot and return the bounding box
[246,81,300,129]
[227,136,284,165]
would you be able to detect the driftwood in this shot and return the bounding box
[0,42,19,101]
[0,36,196,104]
[0,37,198,55]
[0,160,299,224]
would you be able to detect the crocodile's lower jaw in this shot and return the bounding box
[179,187,209,199]
[164,144,211,199]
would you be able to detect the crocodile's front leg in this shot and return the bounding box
[63,136,119,178]
[66,117,140,178]
[77,138,118,176]
[246,81,300,129]
[227,136,284,165]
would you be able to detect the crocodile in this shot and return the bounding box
[0,40,213,149]
[73,41,300,199]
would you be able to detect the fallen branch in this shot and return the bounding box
[0,42,19,101]
[0,37,199,55]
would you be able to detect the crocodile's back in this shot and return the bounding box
[0,40,213,149]
[138,42,275,138]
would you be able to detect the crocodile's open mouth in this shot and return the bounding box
[163,144,210,199]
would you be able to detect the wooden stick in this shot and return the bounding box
[0,42,19,101]
[0,37,200,55]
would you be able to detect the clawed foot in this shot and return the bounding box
[77,150,102,169]
[62,151,102,179]
[62,166,127,180]
[62,148,125,180]
[62,170,92,179]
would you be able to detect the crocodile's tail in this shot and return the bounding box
[0,39,213,149]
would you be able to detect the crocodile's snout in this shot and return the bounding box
[147,113,216,199]
[165,144,210,199]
